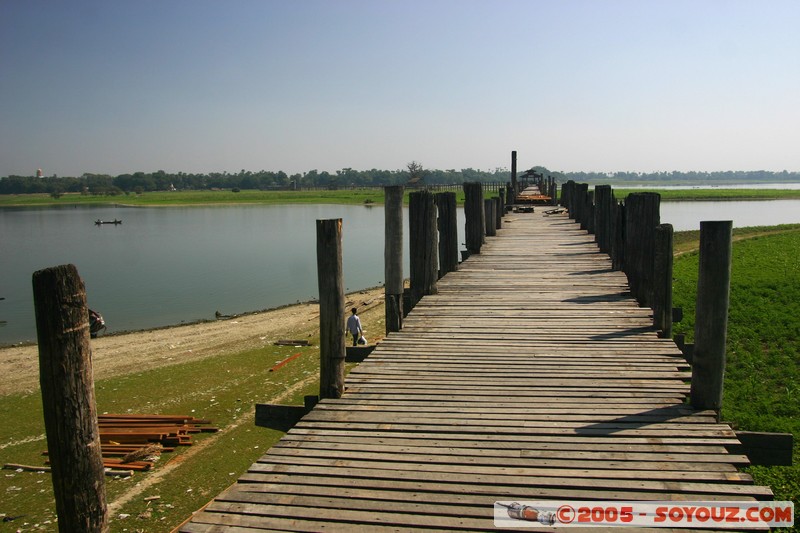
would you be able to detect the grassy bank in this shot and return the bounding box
[0,296,386,532]
[1,186,799,208]
[672,225,800,526]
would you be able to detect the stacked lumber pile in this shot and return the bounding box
[44,413,218,473]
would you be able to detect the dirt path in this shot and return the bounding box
[1,287,385,397]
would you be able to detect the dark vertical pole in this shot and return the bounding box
[316,219,345,399]
[384,186,404,333]
[463,182,485,255]
[653,223,674,337]
[409,190,438,307]
[505,183,515,209]
[498,188,506,216]
[484,199,496,237]
[575,183,589,228]
[594,185,613,253]
[624,192,660,307]
[33,264,108,533]
[494,196,502,230]
[690,221,733,417]
[435,191,459,278]
[612,199,626,271]
[511,151,517,195]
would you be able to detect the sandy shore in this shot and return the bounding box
[1,287,386,396]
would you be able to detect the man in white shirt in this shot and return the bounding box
[346,307,363,346]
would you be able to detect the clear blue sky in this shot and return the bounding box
[1,0,798,177]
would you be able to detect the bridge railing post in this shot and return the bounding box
[384,186,404,333]
[409,190,438,309]
[653,223,674,337]
[33,264,108,532]
[435,191,459,279]
[463,182,485,255]
[624,192,661,307]
[484,199,496,237]
[316,219,346,399]
[594,185,613,254]
[690,221,733,419]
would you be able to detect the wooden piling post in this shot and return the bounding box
[32,264,108,533]
[611,198,624,270]
[384,186,404,333]
[511,151,517,194]
[505,183,515,209]
[624,192,661,307]
[580,183,590,230]
[494,196,502,230]
[653,223,674,337]
[435,191,459,278]
[690,221,733,416]
[316,219,345,399]
[463,182,485,254]
[498,188,506,216]
[594,185,613,254]
[484,199,497,237]
[409,190,438,307]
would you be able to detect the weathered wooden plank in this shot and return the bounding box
[245,463,772,498]
[274,436,746,464]
[265,445,744,472]
[257,452,751,483]
[285,428,743,447]
[234,471,761,503]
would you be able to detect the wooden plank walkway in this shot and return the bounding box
[180,209,773,532]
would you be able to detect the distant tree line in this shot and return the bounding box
[1,167,798,196]
[0,167,511,195]
[556,169,800,183]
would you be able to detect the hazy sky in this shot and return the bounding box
[1,1,798,177]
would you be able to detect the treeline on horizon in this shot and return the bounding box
[1,167,798,196]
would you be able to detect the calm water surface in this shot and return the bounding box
[1,204,424,345]
[2,199,799,345]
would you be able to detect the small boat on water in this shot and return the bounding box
[95,219,122,225]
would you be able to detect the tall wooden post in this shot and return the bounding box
[594,185,613,254]
[624,192,661,307]
[511,151,517,194]
[494,196,502,230]
[435,191,459,278]
[653,223,674,337]
[316,219,345,399]
[409,190,438,308]
[384,186,404,333]
[463,182,485,255]
[690,221,733,417]
[33,264,108,533]
[575,183,589,229]
[498,188,506,215]
[484,199,496,237]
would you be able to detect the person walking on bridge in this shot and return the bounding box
[346,307,363,346]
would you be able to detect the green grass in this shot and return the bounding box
[0,298,386,532]
[672,228,800,527]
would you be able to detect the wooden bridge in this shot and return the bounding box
[180,206,773,532]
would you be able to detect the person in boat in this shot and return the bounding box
[89,309,106,338]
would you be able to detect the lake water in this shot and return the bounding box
[2,198,799,345]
